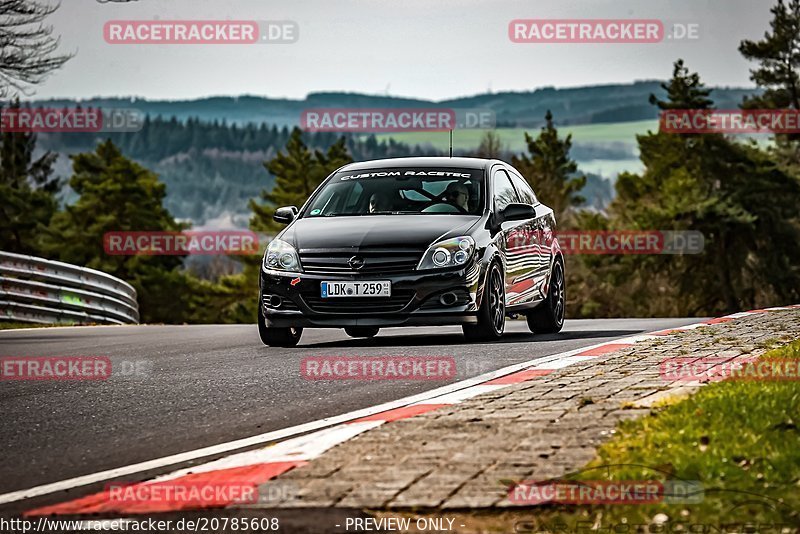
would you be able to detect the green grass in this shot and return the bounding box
[531,339,800,529]
[373,120,658,153]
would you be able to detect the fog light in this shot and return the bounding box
[440,292,458,306]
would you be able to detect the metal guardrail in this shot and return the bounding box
[0,251,139,325]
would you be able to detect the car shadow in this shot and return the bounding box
[302,329,644,348]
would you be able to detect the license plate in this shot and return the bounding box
[321,281,391,298]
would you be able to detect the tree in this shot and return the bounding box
[0,0,73,98]
[739,0,800,158]
[0,99,60,253]
[511,110,586,225]
[40,140,203,323]
[43,140,184,274]
[739,0,800,111]
[599,61,800,316]
[249,127,352,232]
[475,130,504,159]
[649,59,714,111]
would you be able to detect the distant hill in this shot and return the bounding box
[34,81,757,128]
[37,118,431,226]
[30,81,758,226]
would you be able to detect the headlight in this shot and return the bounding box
[263,238,302,273]
[417,236,475,270]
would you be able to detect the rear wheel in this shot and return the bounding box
[526,259,565,334]
[344,327,380,338]
[463,262,505,342]
[258,308,303,347]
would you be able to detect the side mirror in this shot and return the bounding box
[273,206,298,225]
[499,203,536,222]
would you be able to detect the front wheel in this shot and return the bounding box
[344,327,379,338]
[258,309,303,347]
[526,259,565,334]
[463,262,505,342]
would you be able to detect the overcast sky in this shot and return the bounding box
[35,0,773,101]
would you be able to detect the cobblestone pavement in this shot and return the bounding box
[248,310,800,511]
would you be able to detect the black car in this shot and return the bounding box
[258,157,565,347]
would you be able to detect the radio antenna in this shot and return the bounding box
[449,129,453,158]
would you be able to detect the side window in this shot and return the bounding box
[493,169,519,212]
[509,173,538,205]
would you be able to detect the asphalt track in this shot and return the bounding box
[0,318,700,512]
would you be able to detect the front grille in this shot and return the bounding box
[301,289,415,314]
[299,247,424,275]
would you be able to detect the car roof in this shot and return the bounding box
[337,157,495,172]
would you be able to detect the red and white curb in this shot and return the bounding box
[12,305,800,517]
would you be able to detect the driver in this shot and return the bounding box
[369,192,390,213]
[444,182,469,211]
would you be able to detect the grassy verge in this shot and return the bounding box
[520,339,800,532]
[397,339,800,533]
[582,339,796,518]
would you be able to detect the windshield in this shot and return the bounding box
[302,168,485,217]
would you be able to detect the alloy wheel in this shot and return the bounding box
[489,267,505,333]
[552,263,565,326]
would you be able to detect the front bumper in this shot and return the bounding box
[259,264,482,328]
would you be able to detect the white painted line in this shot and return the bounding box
[723,312,759,319]
[532,355,597,369]
[674,323,709,330]
[410,384,507,405]
[151,421,383,483]
[0,317,738,506]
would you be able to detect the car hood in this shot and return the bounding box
[282,215,480,250]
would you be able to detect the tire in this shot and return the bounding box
[462,261,505,342]
[526,259,565,334]
[344,327,380,338]
[258,308,303,347]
